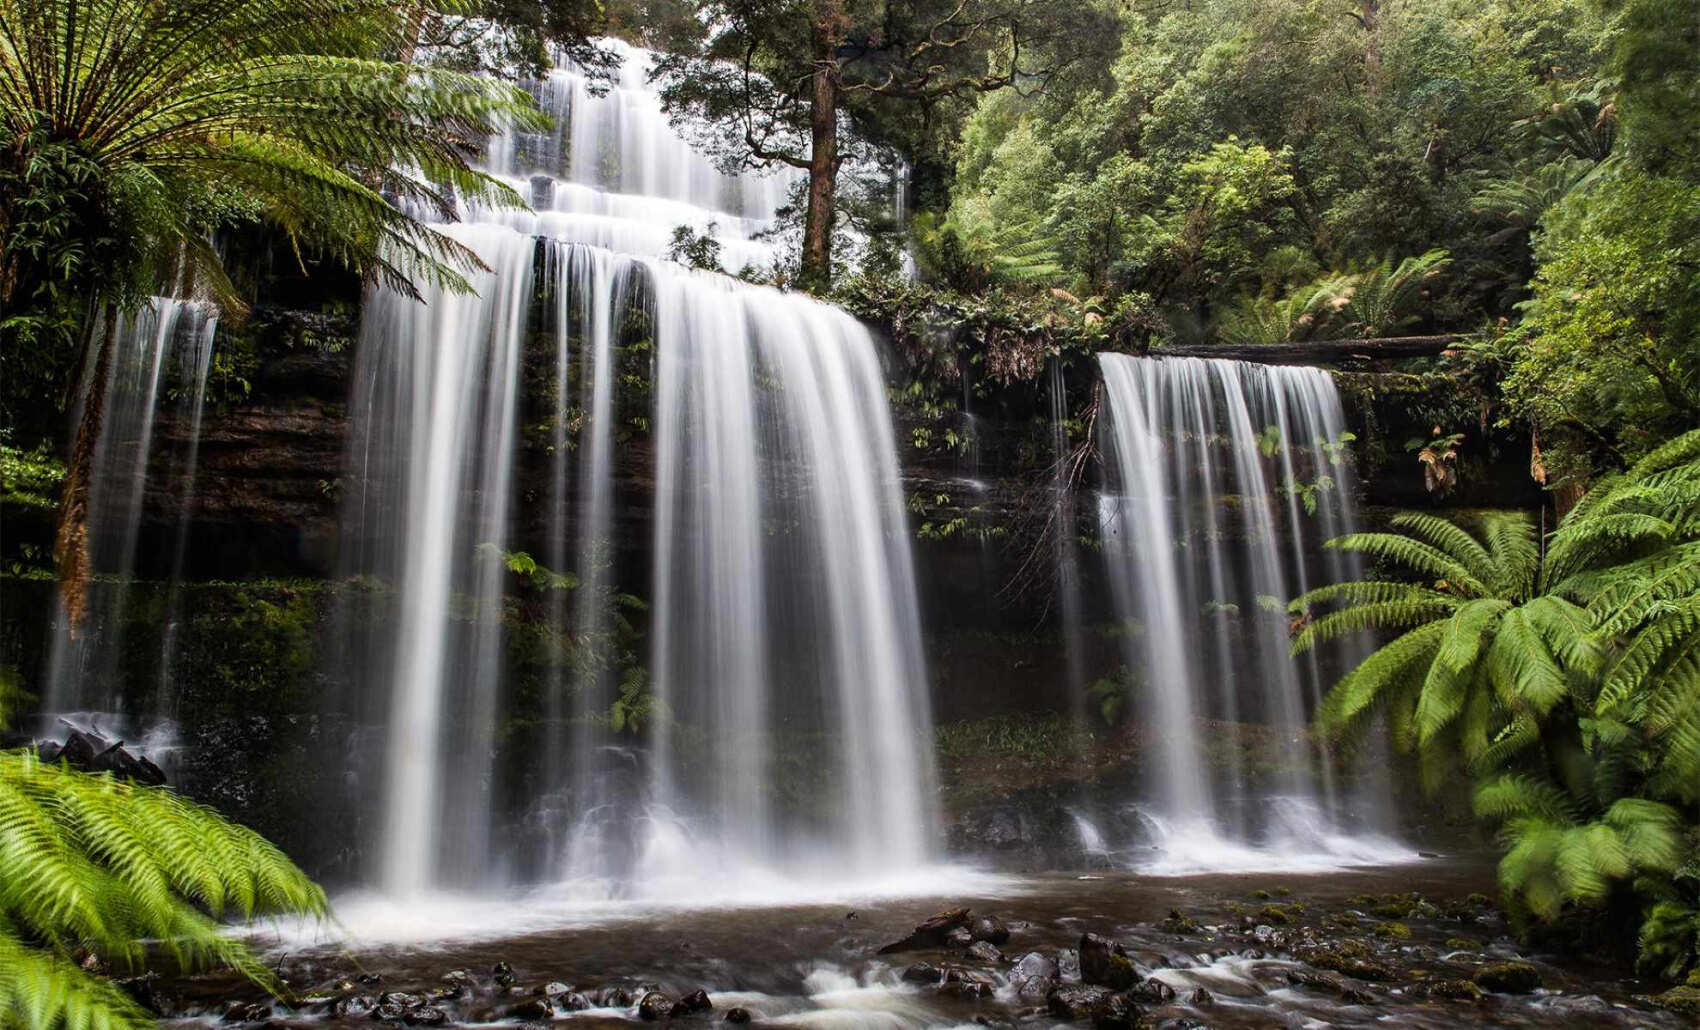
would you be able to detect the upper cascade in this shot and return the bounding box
[474,38,800,273]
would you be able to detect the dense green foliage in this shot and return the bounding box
[0,750,327,1030]
[1294,430,1700,979]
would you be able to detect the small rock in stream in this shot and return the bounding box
[878,908,972,953]
[970,915,1010,945]
[638,991,676,1021]
[672,990,713,1016]
[402,1007,449,1026]
[1472,961,1541,994]
[1079,934,1140,990]
[492,962,517,989]
[946,927,974,947]
[966,941,1002,963]
[725,1008,752,1024]
[502,999,552,1021]
[902,962,944,984]
[1187,987,1212,1007]
[1046,984,1111,1019]
[1088,990,1144,1029]
[598,986,635,1007]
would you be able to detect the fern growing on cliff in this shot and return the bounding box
[0,750,327,1030]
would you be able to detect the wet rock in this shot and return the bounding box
[115,972,175,1016]
[492,962,517,989]
[879,908,973,954]
[1126,979,1175,1004]
[902,962,944,984]
[426,984,464,1002]
[945,968,996,990]
[725,1008,752,1024]
[1652,986,1700,1016]
[558,992,592,1012]
[370,1003,408,1022]
[333,996,376,1018]
[1011,953,1058,1003]
[359,973,385,986]
[503,998,553,1021]
[1089,991,1145,1029]
[966,941,1002,963]
[1080,933,1139,990]
[403,1007,449,1026]
[672,990,713,1016]
[441,971,471,988]
[537,982,573,1000]
[1442,936,1482,951]
[970,915,1010,945]
[223,1002,272,1023]
[939,980,994,1001]
[1157,910,1197,935]
[378,993,424,1010]
[946,927,974,948]
[638,991,675,1021]
[1046,984,1111,1019]
[1057,948,1082,983]
[598,987,635,1007]
[1472,961,1541,994]
[1416,978,1482,1001]
[1187,987,1212,1007]
[1286,968,1375,1004]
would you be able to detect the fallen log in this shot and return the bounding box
[1150,334,1464,365]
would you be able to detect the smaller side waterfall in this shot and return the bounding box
[1095,353,1407,872]
[44,299,219,721]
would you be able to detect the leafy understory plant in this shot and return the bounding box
[0,750,328,1030]
[1293,429,1700,978]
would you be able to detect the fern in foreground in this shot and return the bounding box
[1295,428,1700,979]
[0,750,328,1030]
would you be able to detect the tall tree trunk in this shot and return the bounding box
[800,2,843,292]
[55,310,116,634]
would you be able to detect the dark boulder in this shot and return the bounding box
[492,962,517,989]
[965,941,1001,963]
[638,991,675,1021]
[377,993,423,1010]
[1046,984,1111,1019]
[970,915,1010,945]
[370,1003,408,1022]
[1187,987,1212,1006]
[502,998,552,1021]
[1079,934,1139,990]
[1126,979,1174,1004]
[672,990,713,1016]
[1089,991,1145,1029]
[598,987,635,1008]
[878,908,972,954]
[1472,961,1541,994]
[725,1008,752,1024]
[901,963,943,984]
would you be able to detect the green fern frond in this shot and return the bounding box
[1319,621,1446,733]
[1389,513,1494,577]
[1324,532,1488,595]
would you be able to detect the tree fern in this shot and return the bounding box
[0,750,327,1029]
[1302,436,1700,968]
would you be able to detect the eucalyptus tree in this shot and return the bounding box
[653,0,1120,291]
[0,0,546,627]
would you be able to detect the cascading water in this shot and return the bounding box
[1094,353,1408,872]
[338,39,936,899]
[43,299,219,723]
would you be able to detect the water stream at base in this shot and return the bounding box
[1093,353,1408,870]
[337,40,936,898]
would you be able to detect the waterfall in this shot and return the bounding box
[339,40,936,896]
[1095,353,1406,871]
[43,299,219,722]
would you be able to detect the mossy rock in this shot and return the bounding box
[1419,979,1483,1002]
[1472,961,1541,994]
[1443,937,1482,951]
[1371,922,1411,940]
[1255,903,1304,925]
[1250,889,1273,900]
[1654,986,1700,1016]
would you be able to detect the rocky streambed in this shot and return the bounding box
[146,863,1694,1029]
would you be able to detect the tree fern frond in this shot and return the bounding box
[1389,513,1494,577]
[1324,532,1488,595]
[1319,621,1446,733]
